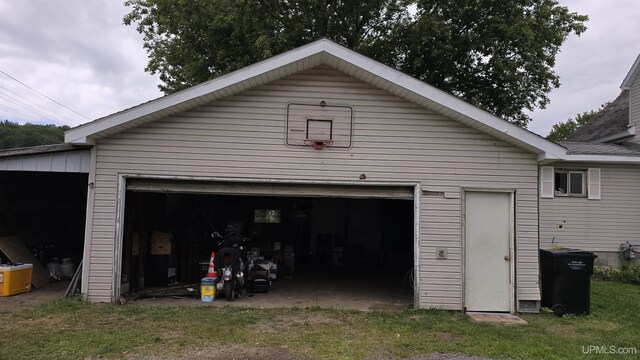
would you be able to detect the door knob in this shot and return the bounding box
[504,255,510,261]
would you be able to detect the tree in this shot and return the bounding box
[0,120,69,149]
[546,110,598,141]
[124,0,587,127]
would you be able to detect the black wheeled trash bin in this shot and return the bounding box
[540,249,597,316]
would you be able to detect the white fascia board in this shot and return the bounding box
[621,53,640,90]
[561,154,640,164]
[321,42,567,160]
[538,152,564,162]
[65,41,326,144]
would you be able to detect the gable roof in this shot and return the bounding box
[621,52,640,90]
[65,38,566,160]
[565,91,630,142]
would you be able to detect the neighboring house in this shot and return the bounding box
[539,53,640,267]
[566,91,630,142]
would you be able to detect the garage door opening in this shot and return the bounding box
[119,183,415,310]
[0,171,87,305]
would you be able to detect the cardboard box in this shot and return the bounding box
[150,231,173,255]
[0,264,33,296]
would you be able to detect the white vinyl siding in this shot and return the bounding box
[541,164,640,252]
[86,67,540,307]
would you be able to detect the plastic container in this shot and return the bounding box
[60,258,75,279]
[0,264,33,296]
[249,276,270,293]
[46,258,61,277]
[540,249,597,315]
[201,277,216,302]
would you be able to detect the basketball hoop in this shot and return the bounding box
[304,139,334,150]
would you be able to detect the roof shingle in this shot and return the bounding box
[558,141,640,156]
[566,91,629,142]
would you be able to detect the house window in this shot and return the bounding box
[554,170,585,196]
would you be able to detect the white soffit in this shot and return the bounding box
[65,39,567,161]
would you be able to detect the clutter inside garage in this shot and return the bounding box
[120,190,415,308]
[0,171,87,298]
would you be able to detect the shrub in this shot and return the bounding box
[593,265,640,285]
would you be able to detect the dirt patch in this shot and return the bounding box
[545,324,583,338]
[249,312,345,335]
[582,321,620,331]
[127,344,305,360]
[434,331,465,343]
[288,312,344,325]
[369,302,412,312]
[160,329,185,340]
[0,281,69,313]
[408,353,494,360]
[11,313,71,329]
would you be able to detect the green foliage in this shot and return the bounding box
[0,120,69,149]
[1,281,640,359]
[123,0,587,127]
[546,109,599,141]
[593,265,640,285]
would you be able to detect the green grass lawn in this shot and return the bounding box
[1,280,638,359]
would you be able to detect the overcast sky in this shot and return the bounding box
[0,1,639,136]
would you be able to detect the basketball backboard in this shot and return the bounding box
[286,103,353,148]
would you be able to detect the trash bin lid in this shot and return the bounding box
[540,248,597,259]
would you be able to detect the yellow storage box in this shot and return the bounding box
[0,264,33,296]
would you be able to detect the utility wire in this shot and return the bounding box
[0,85,82,126]
[0,108,64,144]
[0,83,83,126]
[11,124,64,144]
[0,91,73,127]
[0,70,91,121]
[0,102,39,123]
[0,94,42,121]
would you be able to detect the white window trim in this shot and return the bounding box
[541,167,601,200]
[554,170,586,197]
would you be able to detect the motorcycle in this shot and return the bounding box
[212,231,250,301]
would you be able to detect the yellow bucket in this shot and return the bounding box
[201,277,216,302]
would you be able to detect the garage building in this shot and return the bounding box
[65,39,568,313]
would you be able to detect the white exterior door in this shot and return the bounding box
[464,191,512,312]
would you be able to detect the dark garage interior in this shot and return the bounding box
[0,171,87,290]
[120,189,415,309]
